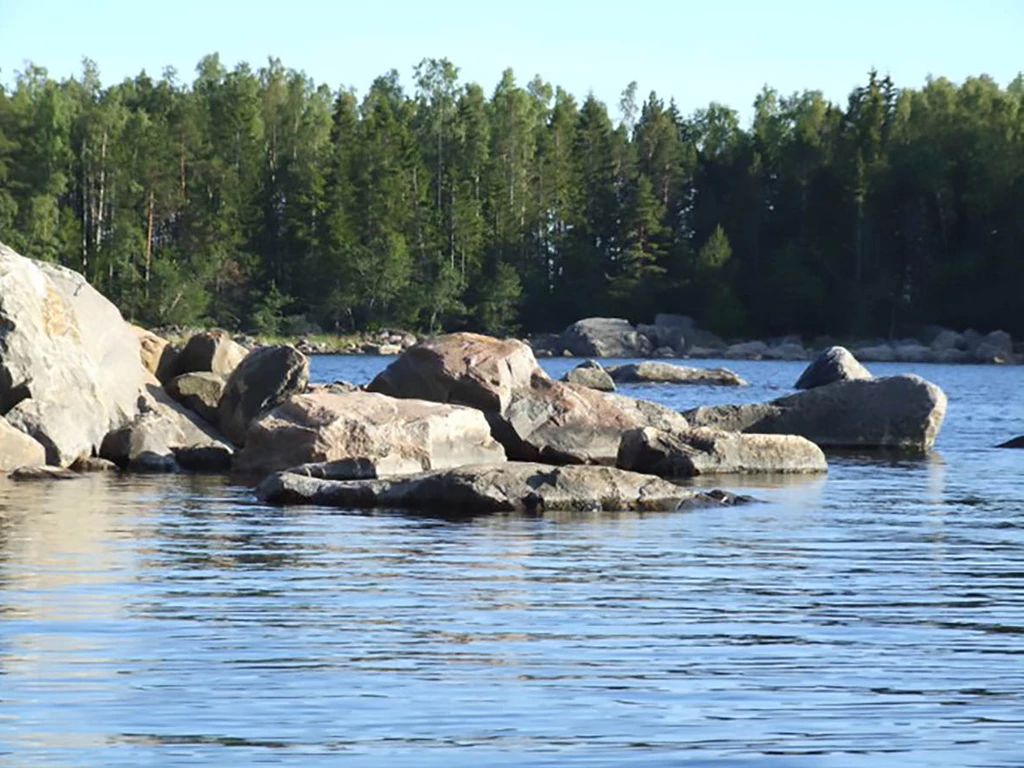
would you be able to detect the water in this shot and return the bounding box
[2,356,1023,766]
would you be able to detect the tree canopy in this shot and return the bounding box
[1,58,1022,338]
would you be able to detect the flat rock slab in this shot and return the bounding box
[618,426,827,477]
[235,391,507,477]
[607,361,747,386]
[257,462,753,514]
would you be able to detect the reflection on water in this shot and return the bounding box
[1,359,1024,766]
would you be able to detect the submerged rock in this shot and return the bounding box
[257,462,750,514]
[606,361,746,387]
[562,360,616,392]
[617,426,827,477]
[10,465,82,481]
[685,375,947,452]
[234,391,507,477]
[795,346,872,390]
[0,242,145,465]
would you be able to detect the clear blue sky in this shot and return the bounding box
[1,0,1021,124]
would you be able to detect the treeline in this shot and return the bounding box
[1,56,1022,338]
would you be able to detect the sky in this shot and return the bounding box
[1,0,1022,124]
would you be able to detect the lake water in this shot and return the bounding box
[2,356,1023,767]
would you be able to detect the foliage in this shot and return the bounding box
[0,59,1022,338]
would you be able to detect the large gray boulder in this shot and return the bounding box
[0,416,47,472]
[684,375,947,451]
[166,372,226,425]
[171,330,248,379]
[234,390,507,477]
[101,383,234,473]
[560,318,650,358]
[562,360,616,392]
[218,345,309,446]
[496,375,690,465]
[795,346,872,390]
[975,330,1013,363]
[257,462,748,514]
[367,332,542,412]
[0,242,145,465]
[607,361,746,387]
[617,426,827,477]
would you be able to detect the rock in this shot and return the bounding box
[685,346,724,359]
[0,416,47,472]
[997,436,1024,448]
[367,333,543,413]
[218,345,309,446]
[494,375,690,465]
[853,343,896,363]
[0,242,145,466]
[894,342,934,363]
[617,426,827,477]
[257,462,736,514]
[171,330,248,378]
[762,342,808,361]
[641,314,696,353]
[931,329,961,352]
[234,391,507,477]
[562,360,616,392]
[70,456,119,473]
[10,465,82,481]
[684,375,947,451]
[724,341,769,359]
[653,346,677,358]
[559,318,650,358]
[606,361,747,387]
[795,346,872,390]
[131,325,178,383]
[101,384,234,473]
[166,372,227,425]
[933,348,972,364]
[975,330,1013,363]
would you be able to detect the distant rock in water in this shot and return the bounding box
[562,360,615,392]
[559,318,651,358]
[607,361,746,387]
[997,436,1024,448]
[0,242,145,466]
[685,375,947,452]
[795,346,872,390]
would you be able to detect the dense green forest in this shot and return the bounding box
[1,56,1022,338]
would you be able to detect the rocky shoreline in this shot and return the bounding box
[167,314,1020,366]
[1,238,1021,517]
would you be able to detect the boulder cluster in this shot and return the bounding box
[1,241,989,516]
[530,315,1020,364]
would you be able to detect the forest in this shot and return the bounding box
[0,56,1022,339]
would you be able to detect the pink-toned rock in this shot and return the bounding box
[234,390,507,476]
